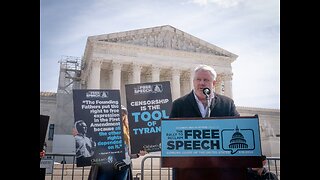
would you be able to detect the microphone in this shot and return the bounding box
[203,88,211,96]
[203,88,211,117]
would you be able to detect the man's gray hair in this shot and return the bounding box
[194,64,217,81]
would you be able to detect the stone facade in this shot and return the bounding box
[81,25,237,106]
[40,25,280,157]
[237,106,280,157]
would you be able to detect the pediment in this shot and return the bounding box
[90,25,237,58]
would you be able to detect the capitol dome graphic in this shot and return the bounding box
[229,125,248,149]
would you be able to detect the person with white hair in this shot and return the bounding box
[169,64,240,179]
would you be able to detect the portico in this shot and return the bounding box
[81,25,238,106]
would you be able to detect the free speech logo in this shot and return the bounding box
[134,84,163,94]
[221,125,256,154]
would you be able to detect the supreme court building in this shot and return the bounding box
[41,25,279,159]
[81,25,237,106]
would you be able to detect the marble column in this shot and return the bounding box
[132,64,142,83]
[189,68,194,90]
[151,66,161,82]
[87,60,101,89]
[180,71,191,96]
[111,62,122,89]
[223,73,233,98]
[171,68,181,100]
[214,74,223,94]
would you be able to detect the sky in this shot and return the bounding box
[40,0,280,109]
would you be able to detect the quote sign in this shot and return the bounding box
[161,116,261,157]
[125,81,172,154]
[73,89,125,167]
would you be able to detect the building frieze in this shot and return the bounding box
[92,41,233,68]
[89,25,237,59]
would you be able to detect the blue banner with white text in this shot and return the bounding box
[125,81,172,154]
[161,117,261,157]
[73,89,125,167]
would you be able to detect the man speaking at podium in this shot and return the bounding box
[169,64,240,179]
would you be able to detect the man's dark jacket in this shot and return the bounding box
[168,90,240,180]
[170,90,240,118]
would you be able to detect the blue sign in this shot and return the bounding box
[73,89,125,167]
[161,117,261,157]
[125,81,172,154]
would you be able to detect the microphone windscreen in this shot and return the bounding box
[203,88,211,95]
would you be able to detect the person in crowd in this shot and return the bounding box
[74,120,96,166]
[40,142,47,180]
[40,150,45,158]
[40,142,47,159]
[246,155,279,180]
[169,64,240,179]
[88,105,147,180]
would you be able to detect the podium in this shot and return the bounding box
[162,156,262,179]
[161,116,262,180]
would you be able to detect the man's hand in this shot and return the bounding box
[138,150,148,156]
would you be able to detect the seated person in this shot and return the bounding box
[247,155,279,180]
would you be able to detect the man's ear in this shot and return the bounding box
[212,80,216,86]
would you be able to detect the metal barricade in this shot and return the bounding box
[266,157,281,178]
[40,153,90,180]
[40,153,280,180]
[139,156,280,180]
[140,155,172,180]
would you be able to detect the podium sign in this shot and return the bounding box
[161,116,262,168]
